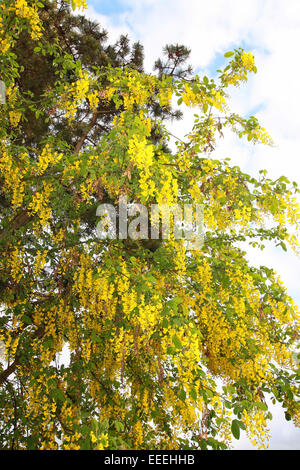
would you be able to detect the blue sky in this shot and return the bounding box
[84,0,300,450]
[88,0,129,16]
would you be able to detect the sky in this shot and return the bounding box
[83,0,300,450]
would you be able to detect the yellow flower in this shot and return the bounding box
[72,0,87,10]
[90,431,97,443]
[87,90,99,111]
[241,52,255,71]
[15,0,42,40]
[9,111,22,127]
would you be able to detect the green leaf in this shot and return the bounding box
[231,419,240,440]
[172,335,182,349]
[238,420,246,431]
[280,241,287,252]
[285,412,292,421]
[255,401,268,411]
[224,51,234,58]
[166,346,175,355]
[115,421,124,432]
[53,388,65,403]
[199,439,207,450]
[21,315,32,325]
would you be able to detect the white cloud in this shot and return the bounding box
[85,5,131,43]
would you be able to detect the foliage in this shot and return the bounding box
[0,0,299,450]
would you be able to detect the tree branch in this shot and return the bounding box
[74,110,99,155]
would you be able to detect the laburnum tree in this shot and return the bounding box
[0,0,299,450]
